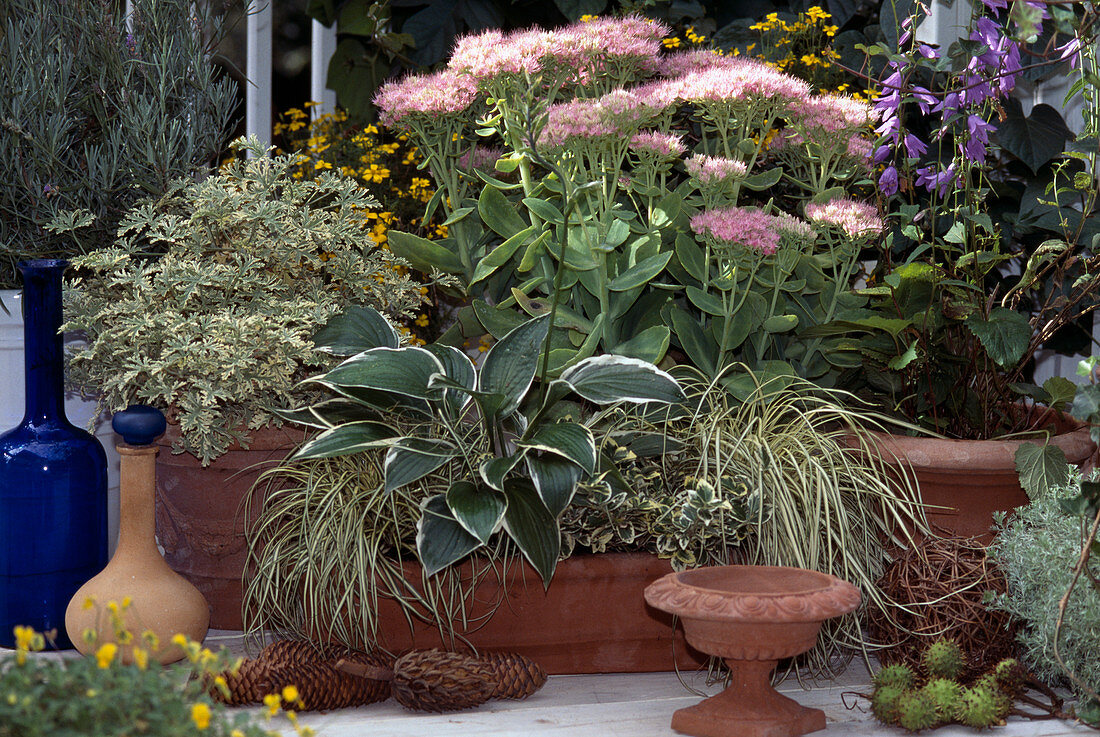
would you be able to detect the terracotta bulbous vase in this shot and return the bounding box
[66,406,208,664]
[645,565,861,737]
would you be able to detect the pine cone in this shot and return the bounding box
[391,649,497,713]
[212,640,392,711]
[479,651,547,699]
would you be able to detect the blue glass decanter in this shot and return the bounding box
[0,260,107,649]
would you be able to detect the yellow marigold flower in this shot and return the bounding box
[142,630,160,650]
[415,313,429,327]
[82,628,97,647]
[303,100,319,108]
[121,596,132,609]
[116,629,133,645]
[133,647,149,670]
[171,633,188,649]
[231,731,246,737]
[107,601,119,615]
[81,597,95,610]
[190,702,211,731]
[287,120,306,132]
[314,160,332,170]
[86,689,98,698]
[95,642,118,669]
[263,693,281,717]
[200,648,218,665]
[661,37,681,48]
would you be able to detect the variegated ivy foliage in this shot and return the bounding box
[284,305,684,583]
[560,441,762,569]
[62,138,428,465]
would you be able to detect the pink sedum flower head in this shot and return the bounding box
[685,154,748,183]
[678,62,811,105]
[448,16,667,85]
[629,131,687,157]
[458,145,505,171]
[659,49,750,77]
[691,207,814,255]
[539,90,658,149]
[374,69,480,127]
[787,94,875,133]
[805,198,884,239]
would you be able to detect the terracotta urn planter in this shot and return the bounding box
[645,565,861,737]
[155,422,305,629]
[861,410,1095,541]
[335,553,708,675]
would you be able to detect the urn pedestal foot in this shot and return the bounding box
[671,659,825,737]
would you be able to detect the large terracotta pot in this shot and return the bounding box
[155,422,305,629]
[363,552,707,675]
[862,410,1095,542]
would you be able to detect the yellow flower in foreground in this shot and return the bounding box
[263,693,281,717]
[191,702,211,731]
[81,597,95,610]
[133,647,149,670]
[282,685,301,706]
[231,730,246,737]
[95,643,118,669]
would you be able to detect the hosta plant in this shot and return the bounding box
[281,304,684,583]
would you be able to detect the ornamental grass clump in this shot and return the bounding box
[371,14,882,386]
[62,138,430,465]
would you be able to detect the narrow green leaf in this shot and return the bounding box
[607,252,672,291]
[470,225,538,286]
[386,230,464,274]
[417,494,483,576]
[478,185,528,238]
[686,286,727,316]
[442,206,475,226]
[502,478,560,585]
[446,481,505,543]
[523,197,565,225]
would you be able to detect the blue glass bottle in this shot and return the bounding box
[0,260,107,649]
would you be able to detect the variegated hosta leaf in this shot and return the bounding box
[417,495,482,576]
[424,343,477,417]
[479,314,550,419]
[323,346,444,400]
[526,454,584,517]
[557,355,684,405]
[502,478,560,585]
[289,421,396,460]
[517,422,595,475]
[446,481,505,543]
[480,453,524,491]
[312,304,400,355]
[384,437,459,492]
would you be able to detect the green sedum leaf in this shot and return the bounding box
[386,230,464,274]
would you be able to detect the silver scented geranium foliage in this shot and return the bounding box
[62,138,428,465]
[283,304,684,584]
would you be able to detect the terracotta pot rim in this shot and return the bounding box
[858,410,1096,468]
[156,420,308,453]
[644,565,861,624]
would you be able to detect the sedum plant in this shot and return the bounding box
[279,304,684,584]
[372,16,881,385]
[0,0,237,287]
[62,138,428,465]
